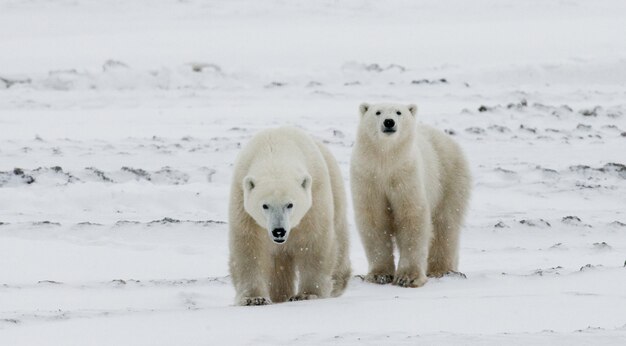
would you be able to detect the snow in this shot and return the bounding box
[1,0,625,344]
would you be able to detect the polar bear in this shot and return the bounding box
[350,103,470,287]
[229,127,351,305]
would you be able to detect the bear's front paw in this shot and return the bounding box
[365,273,394,285]
[428,270,467,279]
[393,271,427,288]
[240,297,271,306]
[288,294,319,302]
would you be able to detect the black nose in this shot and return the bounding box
[272,228,286,238]
[383,119,395,128]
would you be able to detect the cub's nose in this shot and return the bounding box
[272,228,286,238]
[383,119,395,128]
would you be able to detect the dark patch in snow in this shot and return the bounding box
[201,167,217,183]
[411,78,448,85]
[477,105,491,112]
[148,217,181,225]
[1,318,20,324]
[519,124,537,133]
[575,182,603,189]
[117,218,226,227]
[579,106,602,117]
[332,129,345,138]
[444,129,456,136]
[575,326,605,333]
[153,166,190,185]
[0,168,35,186]
[488,125,511,133]
[265,81,286,88]
[115,220,141,226]
[193,219,227,226]
[495,167,517,175]
[188,62,221,73]
[570,163,626,180]
[465,127,486,135]
[506,99,528,109]
[494,221,509,228]
[110,279,127,286]
[86,167,114,182]
[121,166,151,181]
[598,163,626,179]
[0,75,32,88]
[519,219,551,228]
[32,221,61,226]
[609,221,626,228]
[102,59,129,71]
[31,166,80,184]
[579,264,602,272]
[38,280,62,285]
[561,216,591,227]
[76,221,103,226]
[532,266,563,276]
[342,62,406,73]
[576,124,592,131]
[592,242,612,250]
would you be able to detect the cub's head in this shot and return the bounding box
[242,173,312,244]
[358,103,418,142]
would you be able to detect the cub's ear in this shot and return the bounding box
[359,103,370,116]
[408,104,418,116]
[243,176,255,192]
[301,174,312,190]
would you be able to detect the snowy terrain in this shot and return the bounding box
[1,0,626,344]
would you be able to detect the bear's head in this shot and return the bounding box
[358,103,418,143]
[242,173,312,244]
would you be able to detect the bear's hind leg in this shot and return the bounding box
[331,255,351,297]
[427,186,468,277]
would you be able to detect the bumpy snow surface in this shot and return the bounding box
[1,1,625,345]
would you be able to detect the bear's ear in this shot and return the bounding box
[243,176,255,191]
[408,104,418,116]
[359,103,370,116]
[301,174,312,190]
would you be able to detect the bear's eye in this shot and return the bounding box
[262,204,269,210]
[375,111,381,116]
[287,203,293,209]
[396,111,401,115]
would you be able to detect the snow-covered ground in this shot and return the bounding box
[1,0,625,344]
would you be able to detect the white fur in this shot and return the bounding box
[351,103,471,287]
[229,127,351,305]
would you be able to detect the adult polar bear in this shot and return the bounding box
[229,127,350,305]
[351,103,470,288]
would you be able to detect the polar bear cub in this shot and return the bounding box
[351,103,471,287]
[229,127,351,305]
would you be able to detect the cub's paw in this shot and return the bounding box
[393,271,427,288]
[365,273,394,285]
[240,297,270,306]
[288,294,319,302]
[428,270,467,279]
